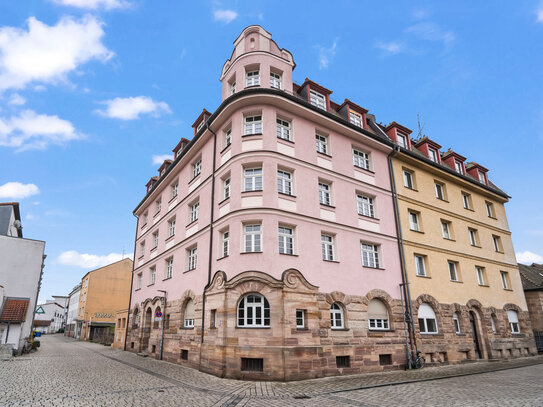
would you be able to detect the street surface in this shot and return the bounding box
[1,334,542,406]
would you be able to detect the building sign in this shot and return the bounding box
[35,306,45,314]
[93,312,113,318]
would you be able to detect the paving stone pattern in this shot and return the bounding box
[1,335,542,406]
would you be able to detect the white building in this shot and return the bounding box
[0,203,46,354]
[65,284,81,338]
[34,301,65,334]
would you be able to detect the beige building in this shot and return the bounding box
[111,309,128,349]
[78,259,133,344]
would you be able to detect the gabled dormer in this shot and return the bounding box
[414,137,442,164]
[297,78,332,111]
[466,162,489,185]
[158,160,172,177]
[337,99,368,130]
[192,109,211,136]
[172,137,190,160]
[146,176,158,193]
[385,122,412,149]
[442,149,467,175]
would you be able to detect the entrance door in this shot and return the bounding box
[469,311,481,359]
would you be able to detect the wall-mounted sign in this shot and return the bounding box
[94,312,113,318]
[35,306,45,314]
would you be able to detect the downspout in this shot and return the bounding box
[29,254,46,347]
[158,290,167,360]
[388,145,417,368]
[124,214,138,352]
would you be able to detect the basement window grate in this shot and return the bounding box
[241,357,263,372]
[379,354,392,365]
[181,349,188,360]
[336,355,350,368]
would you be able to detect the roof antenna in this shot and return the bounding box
[416,113,426,141]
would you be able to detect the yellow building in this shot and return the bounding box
[78,258,133,344]
[385,122,536,363]
[111,309,128,349]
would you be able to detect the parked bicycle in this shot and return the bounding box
[413,350,425,369]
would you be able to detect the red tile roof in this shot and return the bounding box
[0,298,30,322]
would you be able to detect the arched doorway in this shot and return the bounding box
[142,307,152,352]
[469,311,482,359]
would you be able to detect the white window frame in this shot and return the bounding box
[349,111,363,127]
[318,182,331,205]
[493,235,502,252]
[441,221,451,239]
[244,167,263,191]
[435,182,445,200]
[137,273,142,290]
[310,89,326,109]
[192,159,202,178]
[409,211,420,231]
[397,133,407,148]
[476,266,485,285]
[418,303,438,334]
[330,303,344,329]
[168,218,176,237]
[139,241,145,257]
[415,255,426,277]
[155,198,161,214]
[184,317,194,328]
[296,309,305,329]
[468,228,477,246]
[189,202,199,224]
[491,315,497,333]
[187,247,197,271]
[224,128,232,147]
[448,261,459,282]
[361,243,380,268]
[221,230,229,258]
[150,267,156,285]
[478,171,486,183]
[277,170,292,195]
[270,71,282,89]
[246,70,260,87]
[244,115,262,135]
[507,310,520,333]
[428,148,438,163]
[352,148,370,170]
[276,118,291,140]
[152,231,159,248]
[315,133,328,154]
[237,294,270,328]
[244,224,262,253]
[166,258,173,279]
[462,193,471,209]
[171,182,178,199]
[453,313,461,334]
[278,226,294,255]
[486,202,495,218]
[454,160,464,174]
[321,234,335,261]
[357,194,375,218]
[230,81,236,95]
[403,170,414,189]
[223,177,231,199]
[500,271,509,289]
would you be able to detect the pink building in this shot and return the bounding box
[127,26,406,380]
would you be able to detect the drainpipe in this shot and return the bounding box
[388,145,417,368]
[157,290,167,360]
[124,213,139,352]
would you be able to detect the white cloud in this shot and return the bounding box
[0,182,39,199]
[25,213,37,220]
[57,250,132,269]
[516,250,543,264]
[96,96,171,120]
[51,0,131,10]
[214,9,238,23]
[152,154,173,165]
[317,40,337,70]
[375,41,404,55]
[0,109,84,151]
[0,15,113,91]
[405,22,455,45]
[537,7,543,23]
[8,93,25,106]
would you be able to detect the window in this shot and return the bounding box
[507,310,520,333]
[244,224,262,252]
[409,211,420,231]
[336,356,350,368]
[441,220,451,239]
[453,313,461,334]
[192,159,201,178]
[171,182,178,199]
[168,218,176,237]
[361,243,380,268]
[230,81,236,95]
[418,303,438,334]
[155,198,162,214]
[296,309,305,329]
[454,160,464,174]
[468,228,478,246]
[276,118,291,140]
[244,167,262,191]
[476,266,485,285]
[196,120,205,132]
[277,170,292,195]
[184,299,195,328]
[357,195,375,218]
[165,258,173,279]
[462,192,471,209]
[189,202,199,223]
[223,177,231,199]
[403,170,414,189]
[278,226,294,255]
[244,115,262,135]
[318,182,331,205]
[149,266,156,285]
[237,294,270,327]
[152,231,159,248]
[414,254,426,277]
[315,133,328,154]
[478,171,486,184]
[241,358,263,372]
[187,247,197,271]
[143,212,148,225]
[397,133,407,148]
[435,182,445,200]
[270,71,281,89]
[428,148,438,163]
[349,111,362,127]
[368,299,389,330]
[500,271,510,289]
[486,201,495,218]
[224,128,232,147]
[221,230,229,257]
[330,303,344,329]
[448,261,459,282]
[490,315,497,333]
[139,241,145,257]
[321,234,335,261]
[493,235,502,252]
[310,89,326,109]
[136,273,142,290]
[210,309,217,329]
[246,70,260,87]
[353,149,370,170]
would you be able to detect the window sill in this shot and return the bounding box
[478,284,490,288]
[150,247,157,252]
[358,214,379,222]
[323,259,339,263]
[181,327,194,330]
[277,137,294,145]
[135,288,141,291]
[464,208,475,212]
[153,212,161,219]
[147,283,155,287]
[165,234,175,242]
[296,327,309,331]
[353,165,375,175]
[168,195,178,204]
[138,254,144,259]
[416,274,431,279]
[217,255,228,260]
[278,192,296,200]
[495,250,504,254]
[242,132,263,138]
[220,144,231,154]
[162,277,172,281]
[436,198,449,203]
[244,85,260,89]
[186,219,198,228]
[443,237,456,242]
[503,288,513,292]
[471,244,482,248]
[320,203,335,209]
[241,251,263,255]
[488,215,498,220]
[241,189,263,195]
[450,280,463,284]
[331,328,349,331]
[363,266,386,271]
[188,175,201,186]
[410,229,424,234]
[140,223,147,229]
[184,268,196,274]
[404,187,419,192]
[235,326,271,329]
[420,332,441,337]
[279,252,299,257]
[317,151,332,159]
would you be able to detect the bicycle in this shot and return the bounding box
[413,350,425,369]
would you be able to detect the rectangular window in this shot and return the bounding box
[230,81,236,95]
[181,349,188,359]
[462,192,471,209]
[435,182,445,200]
[187,247,197,271]
[357,194,375,218]
[318,182,331,205]
[143,212,148,225]
[415,255,426,277]
[370,318,389,330]
[277,170,292,195]
[221,230,229,257]
[150,266,156,285]
[244,115,262,135]
[453,314,460,334]
[361,243,380,268]
[244,224,262,252]
[244,167,263,191]
[276,118,291,140]
[189,202,199,223]
[486,201,495,218]
[403,170,414,189]
[468,228,478,246]
[278,226,294,255]
[441,220,451,239]
[241,358,263,372]
[336,356,350,368]
[296,309,305,329]
[397,134,407,148]
[223,177,231,199]
[152,231,159,248]
[478,171,486,183]
[315,133,328,154]
[349,111,362,127]
[168,218,176,237]
[454,160,464,174]
[139,241,145,257]
[493,235,502,252]
[310,89,326,109]
[500,271,509,289]
[476,266,485,285]
[166,258,173,279]
[136,273,142,289]
[270,72,281,89]
[352,149,370,170]
[210,309,217,329]
[171,182,178,199]
[448,261,459,282]
[192,159,201,178]
[321,234,335,261]
[428,148,438,163]
[246,70,260,87]
[155,198,162,214]
[409,211,420,231]
[224,128,232,147]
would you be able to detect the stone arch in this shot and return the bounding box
[144,306,153,329]
[281,268,318,292]
[207,270,227,292]
[363,289,395,327]
[450,303,464,333]
[329,301,347,330]
[465,299,489,359]
[225,270,283,291]
[503,303,526,333]
[325,291,352,306]
[414,294,441,334]
[179,290,196,326]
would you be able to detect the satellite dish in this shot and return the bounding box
[13,220,22,230]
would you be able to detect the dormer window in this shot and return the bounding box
[397,133,407,148]
[270,72,281,89]
[246,70,260,87]
[310,90,326,110]
[349,111,362,128]
[478,171,485,183]
[454,160,464,174]
[428,148,438,163]
[196,120,205,132]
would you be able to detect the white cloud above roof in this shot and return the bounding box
[317,40,337,70]
[0,182,39,199]
[0,15,113,91]
[375,41,404,55]
[214,10,238,23]
[8,93,26,106]
[57,250,132,269]
[152,154,173,165]
[537,7,543,22]
[516,250,543,264]
[51,0,131,9]
[95,96,171,120]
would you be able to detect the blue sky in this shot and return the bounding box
[1,1,542,303]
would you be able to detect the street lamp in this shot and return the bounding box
[157,290,167,361]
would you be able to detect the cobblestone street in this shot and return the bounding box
[1,335,542,406]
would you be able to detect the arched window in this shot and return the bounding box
[237,294,270,327]
[184,299,195,328]
[330,302,344,329]
[453,312,460,334]
[507,310,520,333]
[418,303,438,334]
[368,299,389,330]
[133,308,139,326]
[144,307,152,329]
[490,314,497,333]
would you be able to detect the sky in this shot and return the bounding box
[1,1,542,303]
